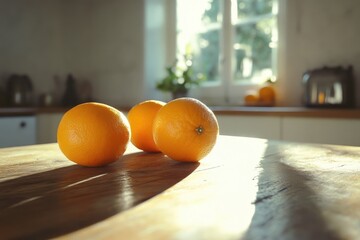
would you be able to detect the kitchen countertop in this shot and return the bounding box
[0,107,70,116]
[1,135,359,239]
[1,105,360,118]
[210,106,360,118]
[0,106,131,116]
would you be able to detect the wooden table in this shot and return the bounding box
[1,135,359,239]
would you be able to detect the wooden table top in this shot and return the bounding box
[0,135,359,239]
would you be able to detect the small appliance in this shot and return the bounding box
[6,74,34,107]
[302,66,355,108]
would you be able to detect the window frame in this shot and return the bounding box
[169,0,279,105]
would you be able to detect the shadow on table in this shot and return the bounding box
[243,142,341,240]
[0,152,199,239]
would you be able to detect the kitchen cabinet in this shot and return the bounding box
[216,115,281,140]
[36,113,63,144]
[282,117,360,146]
[0,116,36,147]
[215,114,360,146]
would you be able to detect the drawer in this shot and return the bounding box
[0,116,36,148]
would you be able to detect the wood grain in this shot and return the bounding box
[1,136,360,239]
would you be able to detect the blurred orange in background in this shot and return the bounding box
[244,92,259,106]
[259,86,276,104]
[244,85,276,106]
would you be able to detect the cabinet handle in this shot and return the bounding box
[20,121,27,128]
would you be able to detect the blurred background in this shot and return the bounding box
[0,0,359,107]
[0,0,359,147]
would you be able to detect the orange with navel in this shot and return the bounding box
[127,100,165,152]
[57,102,130,167]
[153,97,219,162]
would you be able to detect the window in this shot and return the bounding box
[176,0,278,104]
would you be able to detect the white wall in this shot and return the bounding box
[60,0,145,106]
[1,0,360,107]
[0,0,145,106]
[0,0,65,96]
[277,0,360,107]
[62,0,145,106]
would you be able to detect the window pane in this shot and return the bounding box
[237,0,274,18]
[234,18,276,82]
[177,0,221,82]
[177,0,221,31]
[193,30,220,82]
[202,0,221,25]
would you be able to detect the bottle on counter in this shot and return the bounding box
[61,74,79,107]
[0,87,6,107]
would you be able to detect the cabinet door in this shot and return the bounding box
[215,115,281,140]
[37,113,64,144]
[0,116,36,147]
[282,117,360,146]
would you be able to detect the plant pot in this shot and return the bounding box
[172,90,188,99]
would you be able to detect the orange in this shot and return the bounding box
[57,102,130,167]
[153,97,219,162]
[259,85,276,103]
[127,100,165,152]
[244,93,259,106]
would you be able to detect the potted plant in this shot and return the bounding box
[156,55,205,99]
